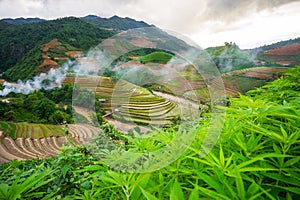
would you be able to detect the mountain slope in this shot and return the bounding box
[0,15,154,78]
[248,37,300,66]
[0,17,114,75]
[205,42,255,73]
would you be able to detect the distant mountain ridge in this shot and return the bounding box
[81,15,152,31]
[1,15,151,30]
[248,37,300,53]
[247,37,300,66]
[2,17,45,25]
[0,15,153,80]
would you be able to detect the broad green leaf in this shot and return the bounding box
[188,188,199,200]
[246,181,259,196]
[276,186,300,195]
[140,187,159,200]
[170,181,185,200]
[198,187,231,200]
[238,167,277,172]
[219,145,225,168]
[263,173,300,187]
[0,184,8,199]
[234,168,245,200]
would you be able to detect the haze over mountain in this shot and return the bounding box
[0,15,197,82]
[0,0,299,48]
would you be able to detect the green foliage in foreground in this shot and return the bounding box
[0,67,300,199]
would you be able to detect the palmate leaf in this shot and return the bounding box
[197,172,226,195]
[283,156,300,168]
[0,169,54,200]
[213,167,236,197]
[0,184,9,200]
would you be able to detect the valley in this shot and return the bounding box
[0,15,299,199]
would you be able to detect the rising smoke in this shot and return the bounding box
[0,48,115,97]
[0,60,75,96]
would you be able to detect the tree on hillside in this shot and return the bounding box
[33,98,56,121]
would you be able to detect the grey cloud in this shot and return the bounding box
[0,0,299,48]
[204,0,300,22]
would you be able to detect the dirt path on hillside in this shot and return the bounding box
[73,106,150,133]
[152,91,199,110]
[73,106,93,123]
[105,118,151,133]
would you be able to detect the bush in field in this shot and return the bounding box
[139,51,174,64]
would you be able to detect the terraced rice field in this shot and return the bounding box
[222,66,288,96]
[261,42,300,65]
[0,122,65,139]
[75,76,180,126]
[0,122,100,164]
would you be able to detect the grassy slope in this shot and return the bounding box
[139,51,174,64]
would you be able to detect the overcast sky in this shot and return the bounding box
[0,0,299,48]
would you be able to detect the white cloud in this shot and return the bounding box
[0,0,299,48]
[190,1,300,48]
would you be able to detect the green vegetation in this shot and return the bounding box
[0,66,299,199]
[2,17,45,25]
[4,45,43,81]
[206,42,255,73]
[0,84,75,124]
[139,51,174,64]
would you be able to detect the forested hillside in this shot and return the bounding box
[0,17,113,75]
[0,15,152,78]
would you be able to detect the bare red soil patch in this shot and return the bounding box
[65,51,84,58]
[40,59,59,68]
[243,71,270,79]
[62,77,75,83]
[265,42,300,55]
[130,38,157,48]
[42,39,61,52]
[276,61,292,65]
[35,59,59,74]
